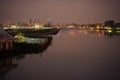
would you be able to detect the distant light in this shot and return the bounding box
[116,28,120,30]
[15,36,18,38]
[116,30,120,33]
[104,26,112,30]
[107,30,112,33]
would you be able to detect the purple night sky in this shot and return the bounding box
[0,0,120,24]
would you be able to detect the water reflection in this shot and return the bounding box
[0,36,52,74]
[0,56,18,79]
[0,29,120,80]
[61,29,120,37]
[89,29,120,37]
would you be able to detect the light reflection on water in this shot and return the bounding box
[0,29,120,80]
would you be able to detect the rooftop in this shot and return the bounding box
[0,27,14,41]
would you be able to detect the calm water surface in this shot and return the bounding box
[0,29,120,80]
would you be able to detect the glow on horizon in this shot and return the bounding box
[0,0,120,24]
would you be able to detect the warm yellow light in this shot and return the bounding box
[15,32,25,43]
[104,26,112,30]
[107,30,112,33]
[116,30,120,33]
[116,28,120,30]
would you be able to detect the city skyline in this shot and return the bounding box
[0,0,120,24]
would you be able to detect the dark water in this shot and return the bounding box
[0,29,120,80]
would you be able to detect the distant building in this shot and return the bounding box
[115,23,120,28]
[105,20,114,28]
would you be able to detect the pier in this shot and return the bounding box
[5,28,60,37]
[0,27,60,52]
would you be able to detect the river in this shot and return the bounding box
[0,29,120,80]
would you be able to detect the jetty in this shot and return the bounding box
[5,28,60,37]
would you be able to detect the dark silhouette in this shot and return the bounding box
[0,36,52,56]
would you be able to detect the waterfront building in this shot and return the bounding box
[0,27,14,51]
